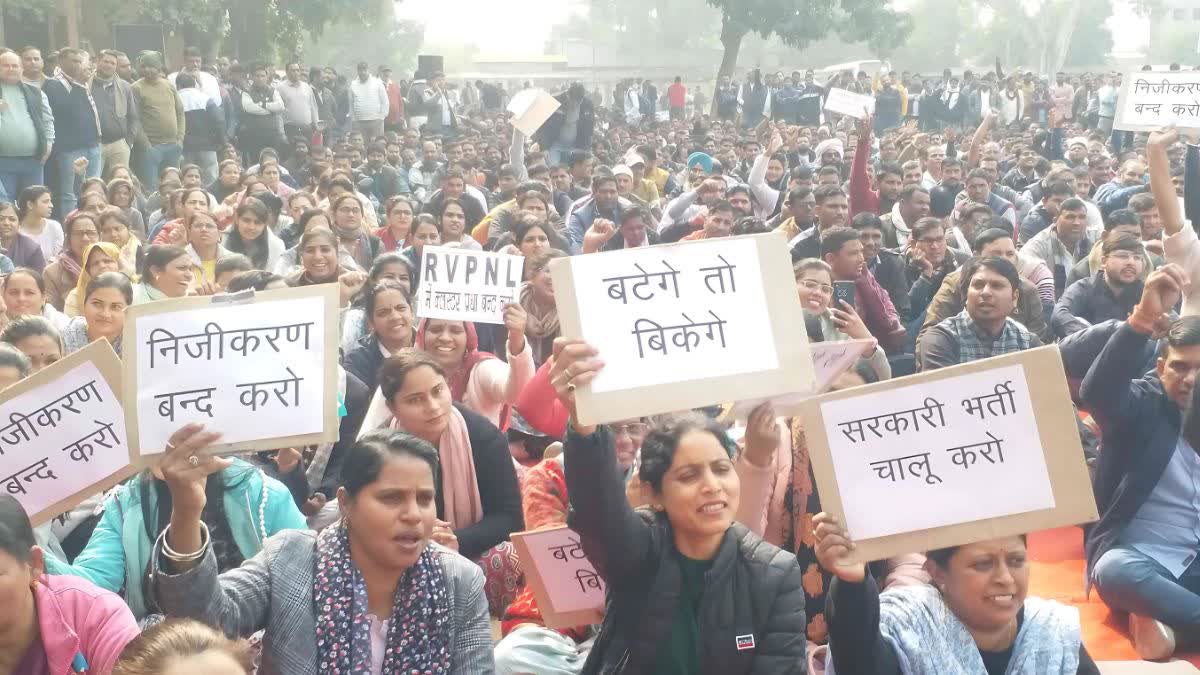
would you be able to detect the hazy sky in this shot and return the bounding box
[397,0,1151,57]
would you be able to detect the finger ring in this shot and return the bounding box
[567,382,576,392]
[188,455,199,467]
[165,441,176,451]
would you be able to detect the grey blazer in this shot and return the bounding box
[151,529,495,674]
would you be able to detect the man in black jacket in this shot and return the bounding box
[1052,233,1145,338]
[534,83,595,167]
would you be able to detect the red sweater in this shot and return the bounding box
[848,134,880,218]
[515,361,569,439]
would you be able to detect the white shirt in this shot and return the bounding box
[348,76,389,122]
[169,69,221,106]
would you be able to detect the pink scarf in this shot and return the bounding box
[391,404,483,529]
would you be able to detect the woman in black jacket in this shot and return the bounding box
[550,337,806,674]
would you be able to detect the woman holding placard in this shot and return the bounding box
[1,268,70,331]
[344,280,416,393]
[42,434,307,620]
[0,495,140,674]
[134,245,194,304]
[62,242,129,317]
[548,337,807,673]
[364,309,536,429]
[149,425,494,674]
[42,211,101,311]
[61,272,132,356]
[813,515,1099,674]
[222,197,286,272]
[362,349,523,617]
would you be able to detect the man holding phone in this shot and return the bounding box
[820,227,907,352]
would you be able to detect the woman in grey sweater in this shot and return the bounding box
[148,424,494,674]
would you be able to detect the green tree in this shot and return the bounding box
[705,0,911,83]
[87,0,399,63]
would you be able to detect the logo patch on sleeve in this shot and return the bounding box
[736,634,756,651]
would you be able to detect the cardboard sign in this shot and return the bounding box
[507,88,562,136]
[510,526,604,629]
[123,285,340,456]
[727,338,874,420]
[1115,71,1200,131]
[550,232,815,425]
[417,246,523,324]
[824,87,875,119]
[804,346,1097,563]
[0,341,135,526]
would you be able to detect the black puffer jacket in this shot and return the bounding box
[564,425,807,675]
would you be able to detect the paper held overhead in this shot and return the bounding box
[550,232,814,425]
[824,87,876,119]
[507,88,561,136]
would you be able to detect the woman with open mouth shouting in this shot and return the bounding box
[549,336,806,674]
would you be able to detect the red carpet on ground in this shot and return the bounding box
[1029,527,1200,666]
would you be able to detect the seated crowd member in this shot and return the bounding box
[1051,233,1145,338]
[1080,265,1200,660]
[917,257,1042,372]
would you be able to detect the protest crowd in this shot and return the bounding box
[1,36,1200,675]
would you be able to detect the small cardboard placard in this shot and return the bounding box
[1115,71,1200,131]
[510,526,605,629]
[0,340,136,526]
[804,346,1097,564]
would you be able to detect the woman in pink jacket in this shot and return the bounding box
[0,495,139,674]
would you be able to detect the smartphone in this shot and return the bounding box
[833,281,856,310]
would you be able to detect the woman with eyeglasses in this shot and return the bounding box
[42,212,101,311]
[330,193,383,271]
[794,258,891,382]
[183,210,233,294]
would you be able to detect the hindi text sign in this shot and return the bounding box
[804,346,1097,563]
[551,232,814,425]
[824,88,876,119]
[0,341,134,525]
[1115,71,1200,131]
[124,285,340,455]
[727,338,874,420]
[510,526,604,629]
[417,246,523,325]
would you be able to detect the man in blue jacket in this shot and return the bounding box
[1082,263,1200,660]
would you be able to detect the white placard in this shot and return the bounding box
[507,88,562,136]
[130,293,331,454]
[727,338,873,419]
[417,246,523,325]
[824,87,875,119]
[821,364,1055,540]
[0,357,128,525]
[1115,71,1200,131]
[567,237,779,393]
